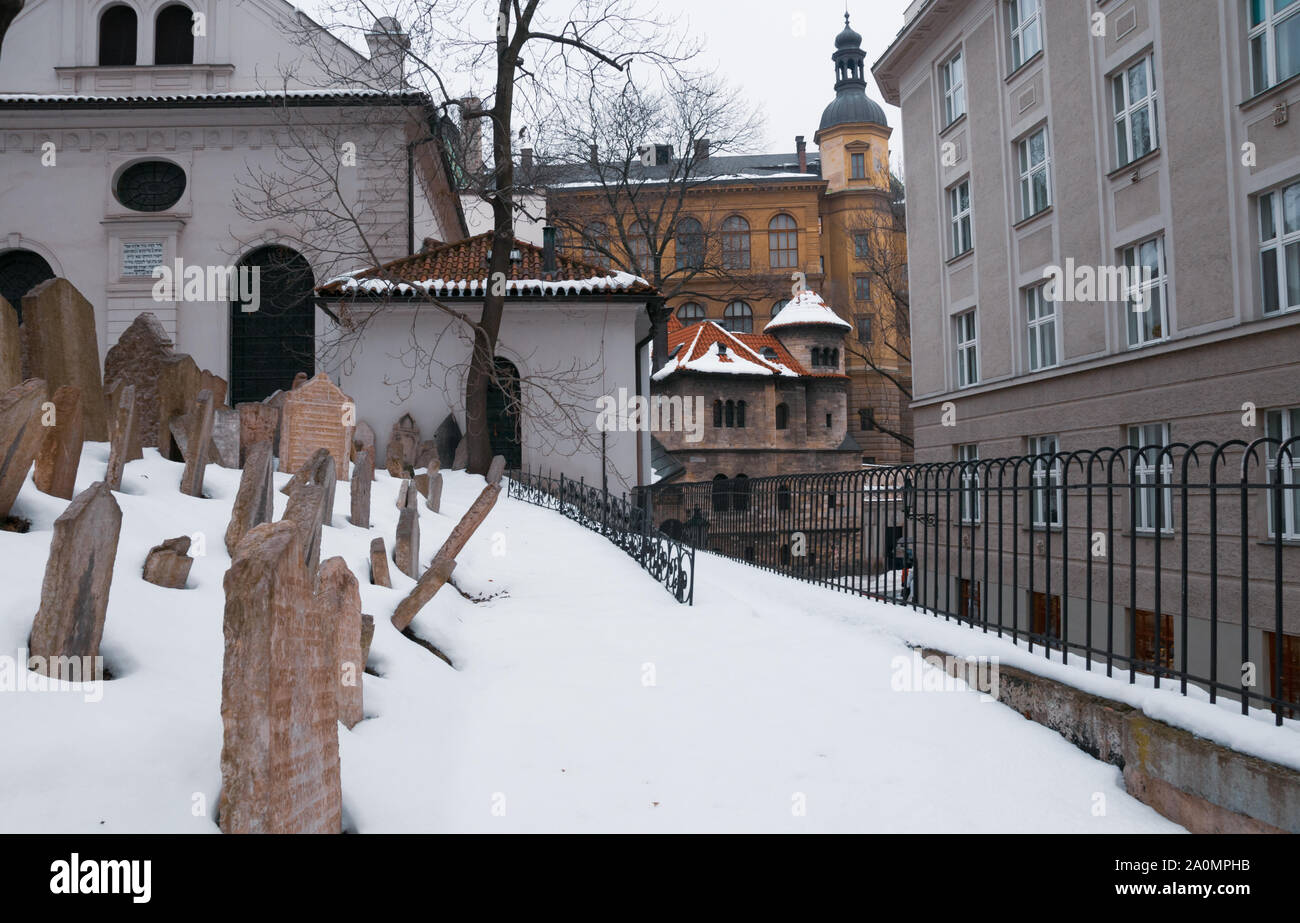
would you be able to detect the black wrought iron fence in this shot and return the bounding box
[507,469,695,604]
[636,438,1300,724]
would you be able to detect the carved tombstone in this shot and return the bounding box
[0,295,20,393]
[279,374,352,483]
[211,407,241,468]
[218,520,341,834]
[105,378,142,462]
[369,537,392,588]
[360,614,375,671]
[393,507,420,579]
[350,447,372,528]
[179,389,215,497]
[157,353,202,461]
[142,536,193,589]
[225,440,275,555]
[199,369,228,409]
[385,414,420,478]
[237,402,280,467]
[352,421,375,470]
[433,414,461,469]
[21,279,107,440]
[452,439,468,471]
[317,556,363,730]
[0,378,48,518]
[280,447,335,526]
[28,482,122,673]
[425,471,443,513]
[415,440,439,472]
[33,384,82,500]
[282,481,329,577]
[104,383,136,492]
[102,312,175,448]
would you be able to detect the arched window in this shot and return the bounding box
[733,474,750,512]
[676,301,705,325]
[772,299,789,319]
[777,484,792,512]
[0,249,56,321]
[712,474,730,513]
[582,222,609,268]
[155,4,195,66]
[775,402,789,430]
[675,217,704,270]
[99,4,138,66]
[627,222,651,274]
[723,300,752,333]
[713,399,723,428]
[830,348,839,367]
[721,215,750,269]
[811,347,822,367]
[736,400,746,428]
[229,246,316,405]
[768,213,798,268]
[725,400,735,428]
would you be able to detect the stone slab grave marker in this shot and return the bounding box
[386,413,419,478]
[225,440,275,554]
[0,378,48,519]
[218,520,341,834]
[292,371,308,390]
[34,384,83,500]
[237,402,280,467]
[279,373,352,484]
[415,440,439,471]
[424,471,443,513]
[142,536,193,589]
[360,614,375,670]
[280,447,336,524]
[104,383,137,492]
[22,279,107,441]
[157,353,202,461]
[105,378,143,462]
[282,481,330,577]
[452,438,468,471]
[352,421,375,476]
[318,556,364,729]
[211,407,241,468]
[103,312,175,448]
[199,369,228,410]
[179,389,215,497]
[369,537,392,588]
[391,455,504,631]
[395,477,420,510]
[28,481,122,674]
[351,447,372,528]
[394,507,419,579]
[433,414,461,469]
[0,295,21,393]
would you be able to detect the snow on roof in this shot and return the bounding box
[764,290,853,332]
[0,89,425,107]
[653,321,812,381]
[551,171,822,189]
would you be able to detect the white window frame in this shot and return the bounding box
[1017,126,1052,220]
[949,180,972,257]
[1008,0,1043,72]
[955,309,979,388]
[958,443,981,523]
[1025,283,1059,371]
[1128,423,1173,533]
[1248,0,1300,95]
[1265,408,1300,540]
[1259,180,1300,316]
[1112,55,1159,167]
[1029,434,1062,527]
[942,50,966,125]
[1121,235,1170,348]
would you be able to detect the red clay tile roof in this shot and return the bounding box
[657,320,847,381]
[317,232,655,298]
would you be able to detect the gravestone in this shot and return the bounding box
[33,384,82,500]
[179,389,215,497]
[433,414,461,469]
[393,507,419,579]
[385,414,420,478]
[452,439,468,471]
[350,448,372,528]
[27,482,122,673]
[317,557,363,730]
[280,447,335,525]
[282,481,329,576]
[211,408,241,468]
[237,402,279,467]
[369,537,392,588]
[415,440,439,471]
[425,471,443,513]
[21,279,107,441]
[262,390,288,457]
[104,383,137,492]
[352,421,375,469]
[142,536,193,589]
[279,374,352,483]
[0,378,48,518]
[291,372,308,390]
[102,312,175,448]
[218,520,341,834]
[157,353,202,461]
[225,440,275,555]
[0,295,20,393]
[105,378,142,462]
[395,478,419,510]
[360,614,375,670]
[199,369,228,409]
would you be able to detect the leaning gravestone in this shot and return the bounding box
[282,480,329,577]
[0,295,21,393]
[211,408,241,469]
[280,447,336,525]
[279,374,352,484]
[21,279,107,441]
[385,414,420,478]
[33,384,83,500]
[0,379,48,518]
[199,370,228,410]
[105,378,143,462]
[142,536,193,589]
[104,383,137,492]
[237,402,280,467]
[317,557,364,730]
[179,389,215,497]
[218,520,341,834]
[452,439,468,471]
[157,353,202,461]
[433,414,461,469]
[27,482,122,674]
[351,448,372,528]
[393,507,420,579]
[225,440,275,555]
[360,614,375,670]
[369,537,392,588]
[102,312,175,448]
[424,471,443,513]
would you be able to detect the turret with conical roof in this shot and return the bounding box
[819,13,888,133]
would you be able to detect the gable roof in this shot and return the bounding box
[654,319,846,381]
[317,232,655,299]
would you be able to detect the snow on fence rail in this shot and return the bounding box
[635,439,1300,724]
[507,470,695,604]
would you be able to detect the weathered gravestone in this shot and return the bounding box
[360,614,375,670]
[352,421,375,469]
[279,374,352,483]
[424,471,443,513]
[27,481,122,673]
[179,389,215,497]
[350,447,372,528]
[291,371,308,390]
[0,378,48,518]
[237,402,280,467]
[433,414,461,469]
[317,556,363,730]
[280,447,335,524]
[142,536,193,589]
[415,440,439,471]
[369,537,392,588]
[385,413,419,478]
[225,440,274,555]
[218,520,341,834]
[452,438,468,471]
[394,507,419,579]
[282,474,331,577]
[21,279,107,441]
[395,478,419,510]
[102,312,174,448]
[105,378,142,462]
[104,383,136,492]
[0,295,20,393]
[33,384,82,500]
[157,353,202,461]
[198,369,228,410]
[211,408,241,468]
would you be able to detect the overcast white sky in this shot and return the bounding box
[294,0,912,165]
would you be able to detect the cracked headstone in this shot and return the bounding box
[157,353,202,461]
[104,383,137,492]
[350,447,372,528]
[282,481,329,577]
[395,477,420,510]
[199,369,228,409]
[179,389,215,497]
[21,279,107,441]
[0,378,48,518]
[33,384,82,500]
[225,440,274,555]
[106,378,142,462]
[103,312,175,448]
[369,537,391,588]
[279,373,352,483]
[425,471,443,513]
[218,520,341,834]
[317,556,363,730]
[280,447,335,525]
[142,535,193,589]
[237,402,280,467]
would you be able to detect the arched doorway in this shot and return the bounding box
[486,357,522,469]
[229,245,315,405]
[0,249,55,319]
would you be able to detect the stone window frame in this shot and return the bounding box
[775,402,789,430]
[1024,282,1059,372]
[1110,54,1159,169]
[676,301,706,325]
[1007,0,1043,74]
[155,2,196,66]
[720,214,751,269]
[1248,0,1300,95]
[941,48,966,126]
[1015,124,1052,222]
[948,179,973,258]
[954,308,979,388]
[99,3,139,66]
[674,216,705,271]
[1120,233,1170,349]
[1259,179,1300,317]
[723,300,753,333]
[1127,422,1173,534]
[850,152,866,179]
[1028,433,1062,527]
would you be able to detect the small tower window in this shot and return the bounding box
[775,403,789,430]
[99,4,138,66]
[851,152,865,179]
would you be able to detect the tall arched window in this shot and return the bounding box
[736,400,746,428]
[0,249,56,321]
[775,402,789,430]
[627,222,651,274]
[725,400,735,428]
[732,474,750,512]
[721,215,750,269]
[676,301,705,325]
[582,222,609,268]
[768,213,798,268]
[99,4,138,66]
[712,474,730,513]
[713,399,723,428]
[811,347,822,367]
[675,217,704,270]
[772,299,789,319]
[155,4,195,65]
[723,300,753,333]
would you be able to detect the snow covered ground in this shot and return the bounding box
[0,443,1193,832]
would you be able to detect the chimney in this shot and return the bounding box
[695,137,710,161]
[542,226,557,277]
[520,146,533,175]
[589,142,599,165]
[460,95,483,176]
[364,17,410,87]
[796,135,807,173]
